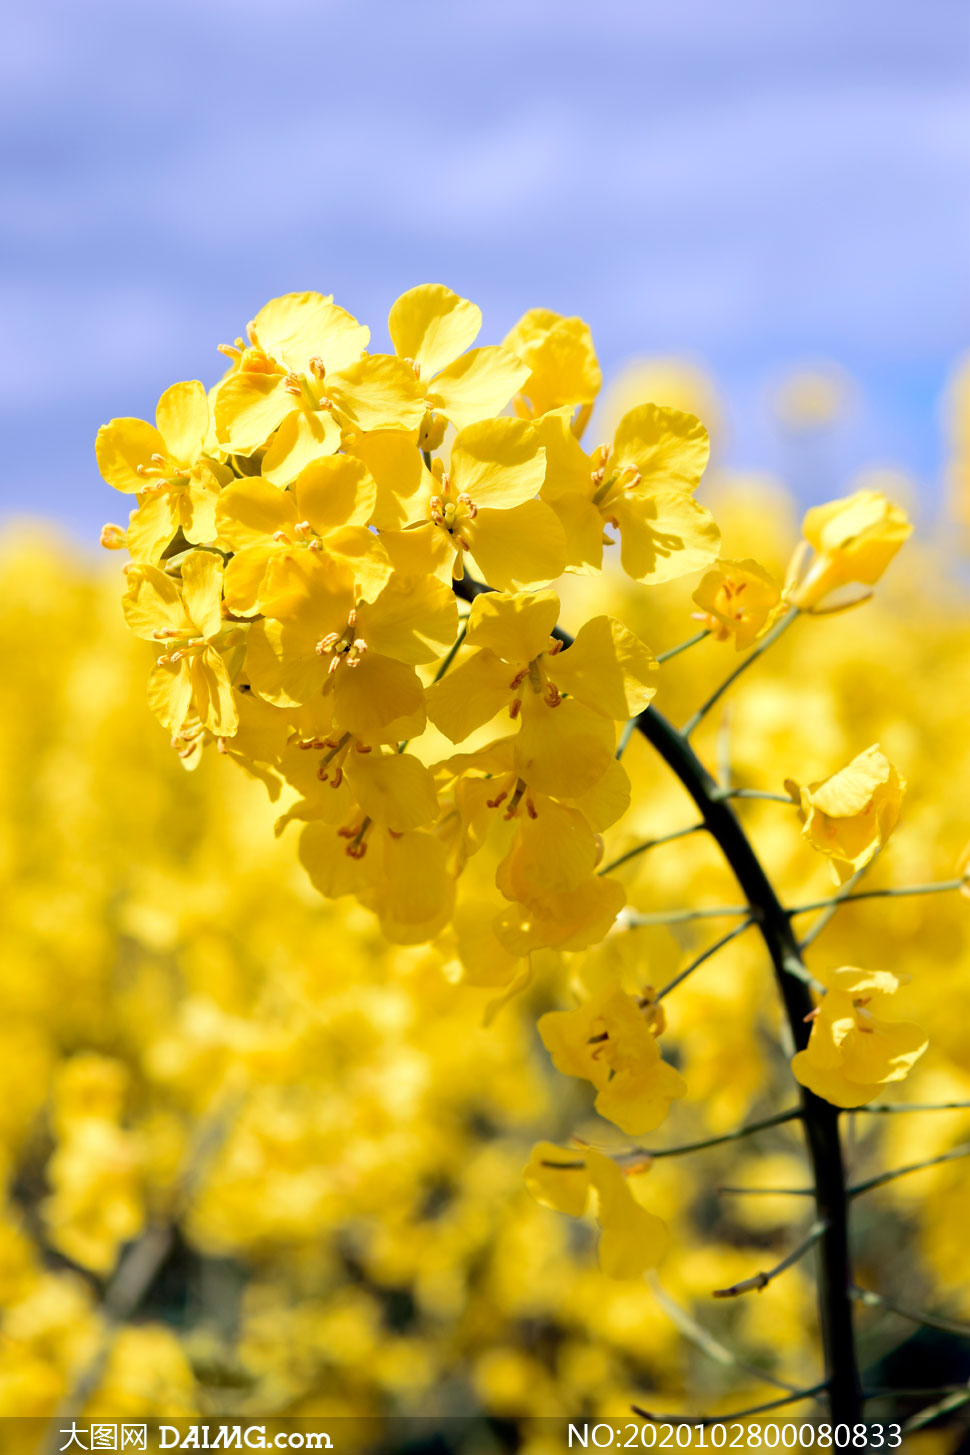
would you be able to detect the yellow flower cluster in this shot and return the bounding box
[93,289,946,1287]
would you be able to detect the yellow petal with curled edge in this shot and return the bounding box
[428,346,530,432]
[356,574,458,666]
[182,470,222,546]
[611,403,710,492]
[424,650,511,744]
[244,619,327,708]
[125,491,178,564]
[122,564,194,640]
[585,1148,667,1277]
[841,1015,928,1088]
[553,616,657,721]
[191,646,238,736]
[449,418,546,510]
[216,475,298,551]
[465,590,560,664]
[550,493,605,574]
[346,428,429,529]
[250,292,369,375]
[497,801,598,900]
[388,284,481,379]
[214,372,291,455]
[147,658,194,733]
[826,966,906,997]
[524,1142,590,1218]
[810,746,897,818]
[370,830,456,945]
[293,454,377,532]
[180,551,224,639]
[96,417,167,493]
[613,487,721,585]
[535,410,594,501]
[467,501,566,593]
[564,755,632,833]
[331,654,426,743]
[155,381,208,467]
[327,355,425,433]
[346,751,438,833]
[261,409,341,486]
[513,694,614,798]
[223,544,278,618]
[299,819,380,901]
[503,310,601,416]
[494,872,625,956]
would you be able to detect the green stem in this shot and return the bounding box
[790,879,966,916]
[657,628,711,664]
[712,1220,828,1297]
[655,918,756,999]
[710,787,795,804]
[856,1100,970,1115]
[626,904,753,926]
[647,1273,804,1394]
[626,1106,802,1160]
[851,1286,970,1339]
[598,822,706,875]
[681,606,800,738]
[632,1384,829,1425]
[798,853,878,950]
[848,1143,970,1197]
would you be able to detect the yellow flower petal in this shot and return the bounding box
[424,651,511,744]
[214,372,291,456]
[611,403,710,492]
[388,283,481,379]
[331,654,426,742]
[346,751,439,833]
[428,347,530,432]
[467,501,566,592]
[356,574,458,666]
[96,418,167,493]
[216,476,297,552]
[327,355,425,433]
[465,590,560,664]
[293,455,377,532]
[613,488,721,585]
[155,381,208,467]
[552,616,657,721]
[250,292,369,375]
[261,409,341,486]
[449,418,546,510]
[180,551,225,640]
[523,1142,590,1218]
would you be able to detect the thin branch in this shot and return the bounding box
[719,1185,814,1197]
[626,1106,802,1160]
[848,1143,970,1197]
[712,1221,827,1298]
[866,1385,970,1399]
[903,1387,970,1434]
[656,628,711,665]
[632,1384,829,1426]
[431,620,467,683]
[681,606,800,738]
[655,917,757,999]
[798,852,879,950]
[855,1100,970,1116]
[598,821,706,876]
[789,879,966,917]
[625,904,754,927]
[711,787,796,805]
[646,1273,803,1394]
[615,715,639,759]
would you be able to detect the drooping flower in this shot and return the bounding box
[537,981,686,1134]
[524,1142,666,1277]
[692,557,782,649]
[785,745,905,884]
[791,967,927,1108]
[784,490,912,610]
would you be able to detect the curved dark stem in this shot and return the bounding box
[629,705,860,1423]
[452,574,862,1424]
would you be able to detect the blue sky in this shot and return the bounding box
[2,0,967,539]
